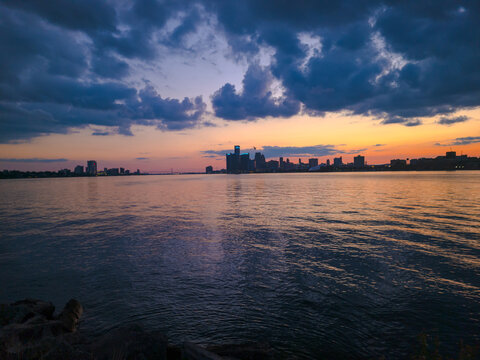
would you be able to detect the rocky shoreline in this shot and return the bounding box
[0,299,272,360]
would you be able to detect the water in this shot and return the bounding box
[1,172,479,359]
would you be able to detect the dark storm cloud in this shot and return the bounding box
[211,64,300,120]
[132,86,206,130]
[0,1,207,143]
[437,116,469,125]
[210,0,480,123]
[91,54,130,79]
[2,0,117,32]
[2,0,480,142]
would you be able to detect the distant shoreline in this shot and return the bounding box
[1,168,479,179]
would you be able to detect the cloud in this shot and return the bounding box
[212,64,300,120]
[381,116,422,127]
[136,157,149,160]
[437,116,469,125]
[374,144,385,147]
[260,145,341,158]
[92,131,113,136]
[0,2,207,143]
[2,0,480,143]
[436,136,480,146]
[201,144,365,159]
[0,80,207,142]
[0,158,68,163]
[2,0,117,32]
[132,86,206,130]
[211,1,480,124]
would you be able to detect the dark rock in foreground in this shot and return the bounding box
[0,299,272,359]
[0,298,89,359]
[91,324,167,360]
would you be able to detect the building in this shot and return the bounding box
[390,159,407,169]
[266,160,279,170]
[283,158,295,170]
[226,145,242,173]
[86,160,97,176]
[333,157,343,167]
[279,157,284,169]
[446,151,456,159]
[326,159,330,166]
[120,167,125,175]
[74,165,84,175]
[240,153,250,172]
[205,166,213,174]
[58,169,71,176]
[354,155,365,168]
[226,145,251,173]
[226,153,237,173]
[308,158,318,168]
[106,168,119,176]
[254,152,266,171]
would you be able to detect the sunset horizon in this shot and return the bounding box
[1,2,480,359]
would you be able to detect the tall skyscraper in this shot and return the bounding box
[333,157,343,167]
[226,145,242,173]
[86,160,97,176]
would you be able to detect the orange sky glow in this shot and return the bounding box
[1,108,478,172]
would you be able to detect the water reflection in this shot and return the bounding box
[0,172,479,359]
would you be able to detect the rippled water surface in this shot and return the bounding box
[1,172,479,358]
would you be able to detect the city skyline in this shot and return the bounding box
[3,146,478,178]
[212,145,479,174]
[2,143,480,174]
[0,1,479,172]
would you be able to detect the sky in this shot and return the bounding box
[0,0,479,172]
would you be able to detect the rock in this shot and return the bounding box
[207,343,273,360]
[0,298,85,359]
[167,344,182,360]
[1,298,204,360]
[57,299,83,333]
[42,339,91,360]
[183,342,224,360]
[90,323,167,360]
[0,299,54,326]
